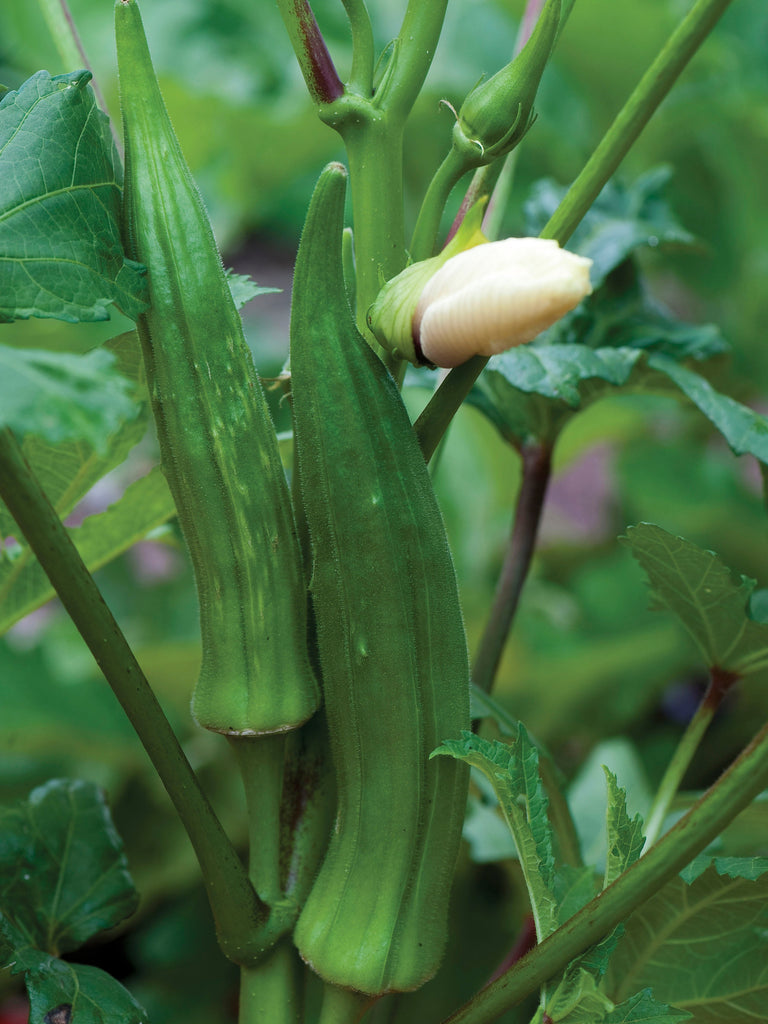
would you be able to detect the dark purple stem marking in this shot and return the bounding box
[472,440,553,695]
[291,0,344,104]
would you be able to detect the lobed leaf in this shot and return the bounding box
[0,71,147,322]
[606,857,768,1021]
[603,768,645,890]
[622,523,768,676]
[0,778,138,957]
[433,729,558,938]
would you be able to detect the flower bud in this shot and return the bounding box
[453,0,560,165]
[367,199,487,364]
[414,238,592,368]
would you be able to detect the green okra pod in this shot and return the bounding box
[290,163,471,995]
[115,0,319,737]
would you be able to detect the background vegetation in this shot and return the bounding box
[1,0,767,1020]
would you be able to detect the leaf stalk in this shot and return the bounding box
[0,426,269,966]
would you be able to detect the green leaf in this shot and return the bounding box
[603,768,645,890]
[622,523,768,676]
[0,778,138,956]
[432,728,558,938]
[525,167,698,287]
[469,344,644,444]
[554,864,599,923]
[225,268,281,310]
[646,353,768,462]
[568,739,652,873]
[0,466,176,635]
[0,71,147,322]
[5,935,148,1024]
[604,989,691,1023]
[0,344,138,452]
[0,331,149,539]
[606,857,768,1021]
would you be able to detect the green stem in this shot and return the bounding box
[0,427,268,965]
[228,735,296,937]
[339,117,407,372]
[440,709,768,1024]
[341,0,375,96]
[238,940,304,1024]
[415,0,735,460]
[318,984,375,1024]
[540,0,735,244]
[643,665,740,847]
[472,441,552,695]
[415,357,487,462]
[377,0,450,120]
[410,148,475,261]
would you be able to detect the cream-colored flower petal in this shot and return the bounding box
[414,238,592,368]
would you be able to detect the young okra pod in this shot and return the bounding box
[290,164,471,995]
[115,0,319,736]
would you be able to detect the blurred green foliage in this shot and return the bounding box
[1,0,768,1020]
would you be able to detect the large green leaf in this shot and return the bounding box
[433,728,559,938]
[606,858,768,1021]
[0,466,175,635]
[622,523,768,676]
[0,343,138,452]
[0,779,138,956]
[0,70,146,323]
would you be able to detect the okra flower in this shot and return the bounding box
[369,236,592,369]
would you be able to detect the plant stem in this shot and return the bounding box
[410,148,474,262]
[318,984,375,1024]
[472,441,552,695]
[643,665,740,847]
[341,0,375,96]
[238,940,304,1024]
[228,734,297,939]
[415,356,487,462]
[275,0,344,105]
[376,0,450,120]
[440,707,768,1024]
[0,427,268,965]
[415,0,735,459]
[540,0,735,244]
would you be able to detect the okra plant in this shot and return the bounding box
[1,0,767,1022]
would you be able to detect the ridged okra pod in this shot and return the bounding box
[115,0,318,735]
[290,164,471,995]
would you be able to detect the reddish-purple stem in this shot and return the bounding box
[292,0,344,104]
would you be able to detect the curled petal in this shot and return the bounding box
[414,237,592,368]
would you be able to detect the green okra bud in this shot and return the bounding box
[452,0,561,165]
[116,0,319,736]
